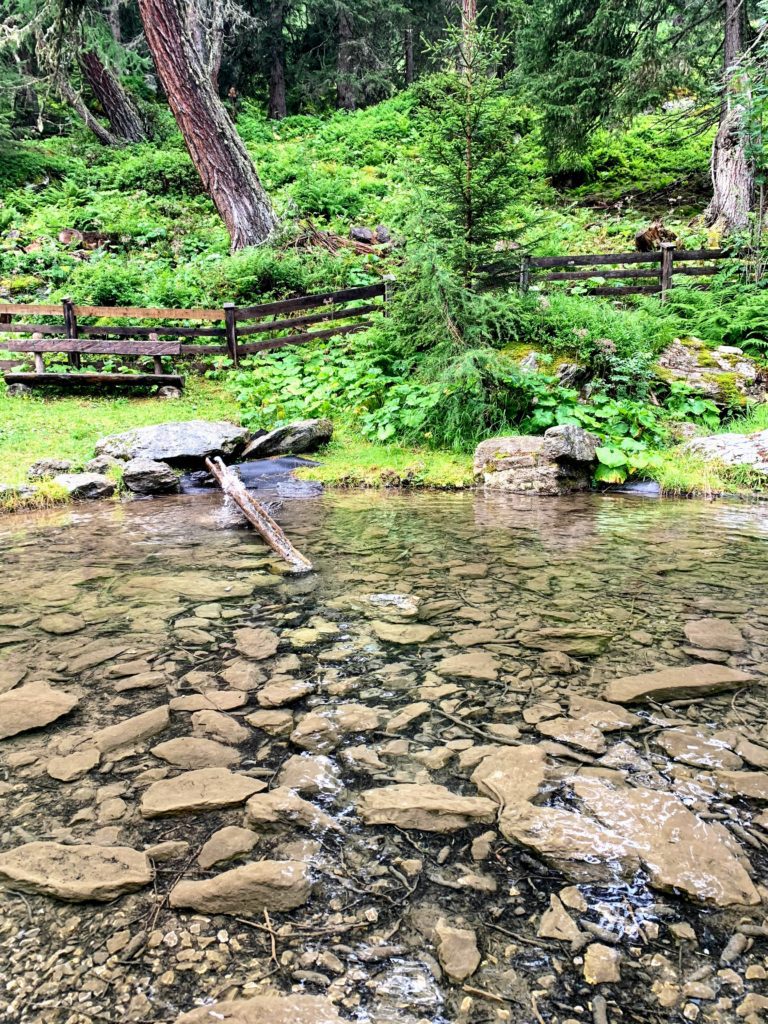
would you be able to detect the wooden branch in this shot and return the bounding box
[205,456,313,574]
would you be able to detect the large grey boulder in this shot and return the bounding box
[241,418,333,459]
[122,458,180,495]
[682,429,768,474]
[53,472,115,500]
[543,424,599,463]
[94,420,251,466]
[473,425,597,495]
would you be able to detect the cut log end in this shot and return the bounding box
[205,456,313,574]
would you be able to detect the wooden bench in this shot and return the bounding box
[1,335,185,390]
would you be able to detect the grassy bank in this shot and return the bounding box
[0,381,475,509]
[0,379,236,487]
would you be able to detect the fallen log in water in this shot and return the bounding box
[205,456,313,574]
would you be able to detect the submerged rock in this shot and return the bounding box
[174,995,342,1024]
[604,664,755,704]
[0,681,79,740]
[140,768,266,818]
[434,918,481,981]
[0,842,152,901]
[169,860,311,915]
[683,617,746,652]
[656,728,743,770]
[150,737,240,769]
[572,776,760,906]
[92,705,170,753]
[291,704,381,753]
[241,418,333,459]
[95,420,250,465]
[371,620,440,645]
[244,787,340,833]
[197,826,259,870]
[234,627,280,660]
[357,783,497,832]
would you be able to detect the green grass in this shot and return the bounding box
[0,383,474,512]
[295,427,474,489]
[0,378,238,488]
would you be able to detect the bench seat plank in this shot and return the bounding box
[2,338,181,356]
[4,372,184,387]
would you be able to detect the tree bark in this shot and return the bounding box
[337,7,356,110]
[268,0,288,120]
[137,0,278,249]
[58,78,120,146]
[404,24,415,85]
[184,0,226,90]
[705,0,753,235]
[80,50,149,142]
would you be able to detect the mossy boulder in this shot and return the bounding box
[656,337,766,407]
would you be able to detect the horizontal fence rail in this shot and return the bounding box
[519,246,727,302]
[0,283,387,387]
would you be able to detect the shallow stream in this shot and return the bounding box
[1,490,767,1024]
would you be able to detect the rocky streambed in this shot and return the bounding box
[1,490,768,1024]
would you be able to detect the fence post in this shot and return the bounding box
[660,244,675,304]
[382,274,396,317]
[62,296,80,368]
[519,255,531,294]
[224,303,239,367]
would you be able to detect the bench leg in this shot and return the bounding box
[34,352,45,375]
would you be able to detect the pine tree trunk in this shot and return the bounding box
[268,0,288,120]
[58,78,120,146]
[137,0,277,249]
[337,8,356,110]
[80,51,149,143]
[705,0,753,234]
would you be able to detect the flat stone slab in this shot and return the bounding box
[0,681,79,740]
[197,826,259,870]
[0,842,152,901]
[92,705,170,754]
[573,777,760,907]
[683,617,746,652]
[150,737,240,769]
[656,729,743,770]
[175,995,342,1024]
[436,652,500,681]
[371,620,440,645]
[141,767,266,818]
[95,420,250,464]
[47,748,100,782]
[536,717,607,755]
[358,783,497,832]
[169,860,311,915]
[604,664,755,704]
[234,627,280,660]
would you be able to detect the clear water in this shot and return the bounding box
[0,490,766,1023]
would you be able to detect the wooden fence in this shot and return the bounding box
[0,282,387,388]
[518,244,726,302]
